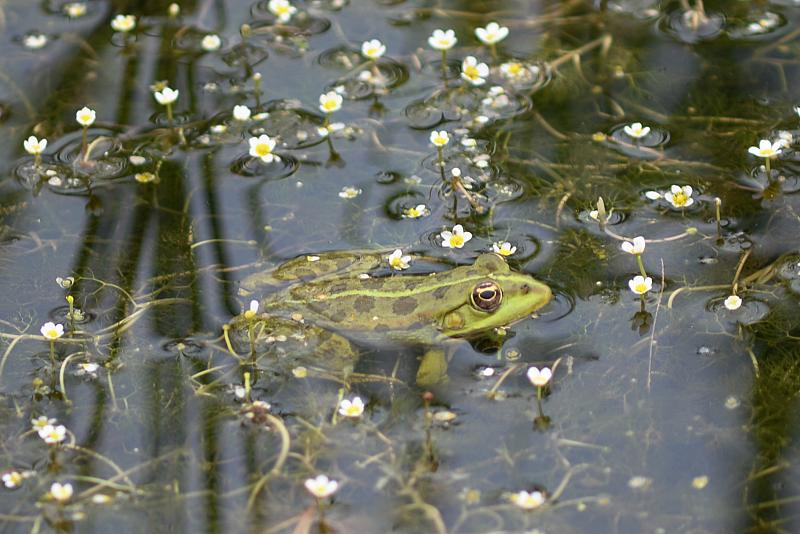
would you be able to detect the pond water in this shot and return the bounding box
[2,0,800,532]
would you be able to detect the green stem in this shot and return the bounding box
[440,50,448,79]
[49,340,55,367]
[490,43,497,61]
[81,127,88,160]
[166,103,174,126]
[535,386,544,418]
[765,156,771,176]
[636,254,647,278]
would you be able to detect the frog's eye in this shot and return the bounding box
[471,281,503,312]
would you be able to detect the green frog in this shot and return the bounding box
[235,251,552,384]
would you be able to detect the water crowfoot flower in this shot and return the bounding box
[440,225,472,248]
[2,471,23,489]
[338,186,361,199]
[319,91,343,123]
[39,424,67,444]
[233,105,251,122]
[24,34,48,50]
[430,130,450,148]
[244,300,259,320]
[527,366,552,387]
[475,22,508,58]
[40,322,64,340]
[49,482,73,503]
[628,275,653,295]
[388,249,411,270]
[510,490,545,510]
[403,204,428,219]
[32,416,56,431]
[64,3,87,18]
[461,56,489,86]
[338,396,365,417]
[748,139,782,174]
[304,474,339,499]
[428,29,457,77]
[24,136,47,166]
[361,39,386,60]
[664,185,694,208]
[492,241,516,256]
[248,134,278,163]
[268,0,297,23]
[724,295,742,311]
[111,14,136,33]
[76,106,96,127]
[154,86,179,123]
[623,122,650,140]
[621,236,646,255]
[201,34,222,52]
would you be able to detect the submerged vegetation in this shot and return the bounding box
[2,0,800,532]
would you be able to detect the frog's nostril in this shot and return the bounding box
[521,284,530,294]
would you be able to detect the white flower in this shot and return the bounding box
[623,122,651,139]
[23,136,47,155]
[430,130,450,147]
[64,3,87,18]
[621,236,646,255]
[510,490,545,510]
[492,241,516,256]
[361,39,386,60]
[244,300,259,319]
[403,204,428,219]
[39,424,67,444]
[664,185,694,208]
[440,225,472,248]
[154,87,179,105]
[49,482,73,502]
[248,134,277,163]
[201,34,222,51]
[268,0,297,23]
[75,106,96,127]
[628,275,653,295]
[748,139,782,159]
[40,322,64,340]
[724,295,742,311]
[32,416,56,431]
[795,105,800,118]
[500,61,529,79]
[230,105,250,122]
[428,29,457,50]
[168,3,180,17]
[338,186,361,199]
[2,471,23,489]
[319,91,343,114]
[388,249,411,270]
[776,131,793,148]
[526,366,552,387]
[23,34,48,50]
[76,362,100,376]
[461,56,489,85]
[110,14,136,32]
[304,475,339,498]
[644,190,662,200]
[338,396,365,417]
[475,22,509,45]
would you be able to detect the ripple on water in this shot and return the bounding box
[405,86,530,129]
[52,133,131,181]
[318,46,409,96]
[609,123,669,151]
[230,153,299,180]
[247,104,329,150]
[221,42,269,69]
[538,288,574,322]
[385,191,430,220]
[50,305,95,325]
[726,11,787,41]
[163,338,207,356]
[708,297,770,325]
[660,8,726,44]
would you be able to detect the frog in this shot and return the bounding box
[234,251,552,385]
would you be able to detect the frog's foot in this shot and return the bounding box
[416,349,449,386]
[230,316,359,379]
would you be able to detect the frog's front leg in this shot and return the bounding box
[416,348,449,386]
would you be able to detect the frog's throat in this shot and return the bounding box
[283,271,517,303]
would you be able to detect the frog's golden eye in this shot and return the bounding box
[471,281,502,312]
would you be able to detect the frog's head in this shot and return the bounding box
[439,254,552,337]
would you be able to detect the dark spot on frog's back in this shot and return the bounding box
[432,285,449,299]
[392,296,418,315]
[354,296,374,313]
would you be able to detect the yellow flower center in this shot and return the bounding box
[464,65,480,79]
[343,406,361,416]
[79,113,91,122]
[275,6,290,15]
[449,235,464,247]
[406,208,421,217]
[634,282,648,293]
[672,192,688,206]
[506,63,522,75]
[255,143,272,157]
[322,101,337,111]
[498,247,512,256]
